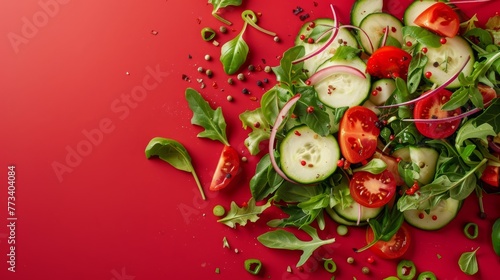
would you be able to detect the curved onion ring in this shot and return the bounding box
[292,4,339,64]
[377,55,471,109]
[306,65,366,85]
[268,94,302,183]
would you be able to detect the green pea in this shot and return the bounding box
[336,225,348,236]
[213,205,225,217]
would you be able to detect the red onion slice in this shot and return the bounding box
[306,65,366,85]
[377,56,471,109]
[292,4,339,64]
[380,25,389,47]
[268,94,302,183]
[402,106,482,123]
[340,25,374,54]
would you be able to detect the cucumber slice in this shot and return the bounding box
[392,146,438,185]
[369,78,396,106]
[419,36,474,88]
[359,12,404,54]
[350,0,383,27]
[403,0,435,27]
[404,198,461,230]
[295,18,359,74]
[325,207,364,226]
[313,57,371,108]
[333,201,383,223]
[279,126,340,184]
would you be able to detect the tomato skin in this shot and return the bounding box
[339,106,380,164]
[366,46,412,80]
[373,150,405,186]
[349,170,397,208]
[413,89,461,139]
[209,145,241,191]
[366,224,411,259]
[414,2,460,38]
[478,83,498,105]
[481,164,499,187]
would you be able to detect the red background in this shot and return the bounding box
[0,0,498,279]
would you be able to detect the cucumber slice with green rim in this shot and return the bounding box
[295,18,359,74]
[350,0,383,27]
[404,198,461,230]
[325,207,362,226]
[313,57,371,108]
[279,125,340,184]
[359,12,404,54]
[403,0,436,27]
[419,35,474,88]
[333,200,383,223]
[392,146,438,185]
[369,78,396,106]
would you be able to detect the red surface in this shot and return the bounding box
[0,0,499,279]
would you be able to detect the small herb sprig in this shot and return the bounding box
[220,10,277,74]
[208,0,243,26]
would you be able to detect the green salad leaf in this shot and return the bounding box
[218,197,272,228]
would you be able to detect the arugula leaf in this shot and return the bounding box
[402,26,441,48]
[218,197,272,228]
[272,46,306,86]
[406,52,428,94]
[220,27,249,75]
[267,206,311,228]
[353,158,387,174]
[185,88,229,145]
[330,45,361,61]
[257,225,335,267]
[240,108,271,155]
[355,206,404,252]
[458,247,480,275]
[260,85,291,126]
[249,154,283,201]
[455,121,495,150]
[276,182,324,203]
[473,98,500,133]
[294,91,331,136]
[145,137,205,200]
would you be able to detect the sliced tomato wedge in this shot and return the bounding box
[366,46,412,80]
[209,145,241,191]
[366,224,411,259]
[481,164,499,187]
[349,170,396,208]
[413,89,461,139]
[478,83,498,105]
[414,2,460,38]
[339,106,380,164]
[373,150,404,186]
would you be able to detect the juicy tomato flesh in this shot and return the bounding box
[366,224,411,259]
[478,83,498,105]
[339,106,380,164]
[366,46,412,80]
[349,170,396,208]
[209,145,240,191]
[481,164,499,187]
[413,89,461,139]
[373,150,405,186]
[414,2,460,38]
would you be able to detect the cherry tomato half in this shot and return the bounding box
[366,224,411,259]
[209,145,240,191]
[373,150,405,186]
[366,46,412,80]
[481,164,499,187]
[339,106,380,164]
[413,89,461,139]
[414,2,460,38]
[478,83,498,105]
[349,170,396,208]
